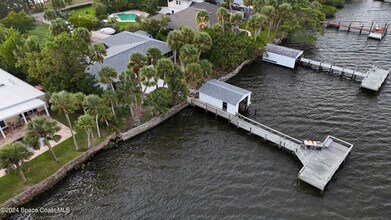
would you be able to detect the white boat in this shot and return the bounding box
[368,24,385,40]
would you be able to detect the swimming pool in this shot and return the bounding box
[115,13,138,22]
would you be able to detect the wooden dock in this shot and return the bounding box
[321,20,389,40]
[361,65,391,91]
[300,58,389,92]
[190,98,354,193]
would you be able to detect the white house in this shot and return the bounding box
[0,68,50,139]
[263,44,304,69]
[198,80,251,115]
[160,0,204,14]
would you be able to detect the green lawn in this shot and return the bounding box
[69,5,95,17]
[27,24,49,41]
[0,112,115,205]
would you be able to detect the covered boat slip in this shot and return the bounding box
[190,97,353,193]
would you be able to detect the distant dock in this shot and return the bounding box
[321,20,389,40]
[300,58,390,92]
[190,98,354,193]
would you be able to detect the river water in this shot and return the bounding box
[10,0,391,219]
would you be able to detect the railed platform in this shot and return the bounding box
[190,98,353,193]
[300,58,389,92]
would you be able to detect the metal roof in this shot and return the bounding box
[0,68,45,114]
[265,44,304,59]
[199,80,251,105]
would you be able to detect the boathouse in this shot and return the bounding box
[198,80,251,115]
[263,44,304,69]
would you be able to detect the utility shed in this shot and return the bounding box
[198,80,251,115]
[263,44,304,69]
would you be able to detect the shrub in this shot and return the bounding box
[69,15,99,30]
[321,5,337,18]
[0,11,35,33]
[124,23,141,32]
[93,2,108,20]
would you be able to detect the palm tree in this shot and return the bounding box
[217,7,229,32]
[118,70,139,120]
[230,12,244,33]
[90,43,107,65]
[247,14,267,42]
[252,0,266,14]
[140,66,157,107]
[199,59,213,79]
[166,30,185,64]
[146,47,163,66]
[50,91,79,150]
[195,9,210,30]
[274,3,292,36]
[180,26,195,44]
[24,116,61,161]
[261,5,276,39]
[76,114,95,149]
[193,32,213,59]
[0,142,33,181]
[224,0,233,12]
[83,95,104,138]
[74,92,86,114]
[98,66,118,91]
[185,63,203,87]
[99,106,115,128]
[102,90,118,119]
[156,58,180,104]
[128,51,148,91]
[179,44,199,70]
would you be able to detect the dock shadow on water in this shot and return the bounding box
[9,0,391,219]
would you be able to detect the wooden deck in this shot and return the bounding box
[300,58,389,92]
[190,98,353,193]
[361,65,391,91]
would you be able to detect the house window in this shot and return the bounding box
[176,1,181,5]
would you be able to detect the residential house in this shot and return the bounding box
[89,31,172,92]
[0,68,50,140]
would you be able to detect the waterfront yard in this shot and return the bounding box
[0,112,116,205]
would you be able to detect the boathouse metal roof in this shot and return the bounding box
[266,44,304,59]
[199,80,251,105]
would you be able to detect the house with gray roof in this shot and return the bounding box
[152,2,242,31]
[198,79,251,115]
[88,31,172,90]
[263,44,304,69]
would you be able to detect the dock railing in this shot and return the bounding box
[236,113,302,145]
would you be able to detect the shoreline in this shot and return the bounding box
[0,57,255,218]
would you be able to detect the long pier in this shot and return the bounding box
[299,58,390,92]
[190,98,354,193]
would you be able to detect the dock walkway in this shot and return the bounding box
[190,98,354,193]
[361,65,391,91]
[300,57,389,92]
